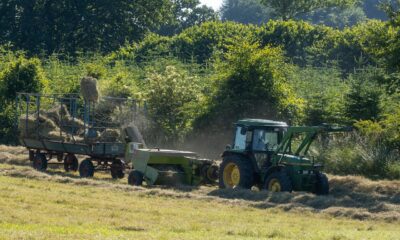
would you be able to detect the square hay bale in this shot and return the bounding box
[80,76,99,102]
[19,115,59,139]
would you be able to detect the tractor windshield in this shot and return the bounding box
[252,129,279,152]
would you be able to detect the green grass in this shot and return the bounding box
[0,165,399,239]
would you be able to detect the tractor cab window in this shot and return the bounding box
[252,129,279,152]
[233,126,246,150]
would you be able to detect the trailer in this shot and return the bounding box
[16,92,146,179]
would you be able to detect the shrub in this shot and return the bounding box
[0,56,47,102]
[144,64,205,145]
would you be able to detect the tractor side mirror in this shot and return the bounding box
[225,144,232,150]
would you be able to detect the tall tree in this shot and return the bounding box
[158,0,218,36]
[0,0,172,55]
[221,0,271,25]
[260,0,359,20]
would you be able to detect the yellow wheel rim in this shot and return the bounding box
[268,179,282,192]
[223,163,240,188]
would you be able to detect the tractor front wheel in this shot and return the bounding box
[264,171,292,193]
[219,155,253,189]
[128,170,144,186]
[314,172,329,195]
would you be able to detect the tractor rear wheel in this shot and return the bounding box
[33,153,47,171]
[219,155,253,189]
[64,154,78,172]
[264,171,292,193]
[314,172,329,195]
[79,159,94,178]
[128,170,144,186]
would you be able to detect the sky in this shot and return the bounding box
[200,0,223,10]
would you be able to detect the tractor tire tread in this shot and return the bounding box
[315,172,329,195]
[219,155,254,189]
[264,170,293,192]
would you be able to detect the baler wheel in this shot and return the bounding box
[128,170,144,186]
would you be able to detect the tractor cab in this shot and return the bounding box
[232,119,288,153]
[229,119,288,174]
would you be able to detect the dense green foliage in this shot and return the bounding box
[0,0,172,54]
[0,0,400,179]
[260,0,359,20]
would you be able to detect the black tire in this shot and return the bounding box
[219,155,254,189]
[128,170,144,186]
[314,172,329,195]
[79,159,94,178]
[110,159,125,179]
[64,154,78,172]
[32,153,47,171]
[264,171,293,192]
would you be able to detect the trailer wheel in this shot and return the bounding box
[314,172,329,195]
[33,153,47,171]
[264,171,292,193]
[128,170,144,186]
[64,154,78,172]
[111,160,125,179]
[79,159,94,178]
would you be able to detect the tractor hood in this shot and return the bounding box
[276,153,320,167]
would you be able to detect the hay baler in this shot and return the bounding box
[125,143,218,186]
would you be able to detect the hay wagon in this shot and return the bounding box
[16,92,146,179]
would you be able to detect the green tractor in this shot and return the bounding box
[219,119,351,194]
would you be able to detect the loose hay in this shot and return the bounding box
[19,115,59,139]
[80,76,99,102]
[100,129,121,142]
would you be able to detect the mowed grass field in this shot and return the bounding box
[0,163,399,240]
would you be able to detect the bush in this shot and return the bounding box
[345,73,384,122]
[195,42,304,131]
[144,63,205,145]
[0,56,47,102]
[0,104,18,144]
[289,66,349,125]
[315,133,400,180]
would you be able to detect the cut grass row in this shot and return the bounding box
[0,164,399,239]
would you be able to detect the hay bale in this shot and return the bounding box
[100,129,120,142]
[61,116,85,135]
[19,115,59,139]
[80,76,99,102]
[40,105,71,125]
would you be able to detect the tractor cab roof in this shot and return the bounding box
[236,119,288,128]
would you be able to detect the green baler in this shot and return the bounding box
[125,143,218,186]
